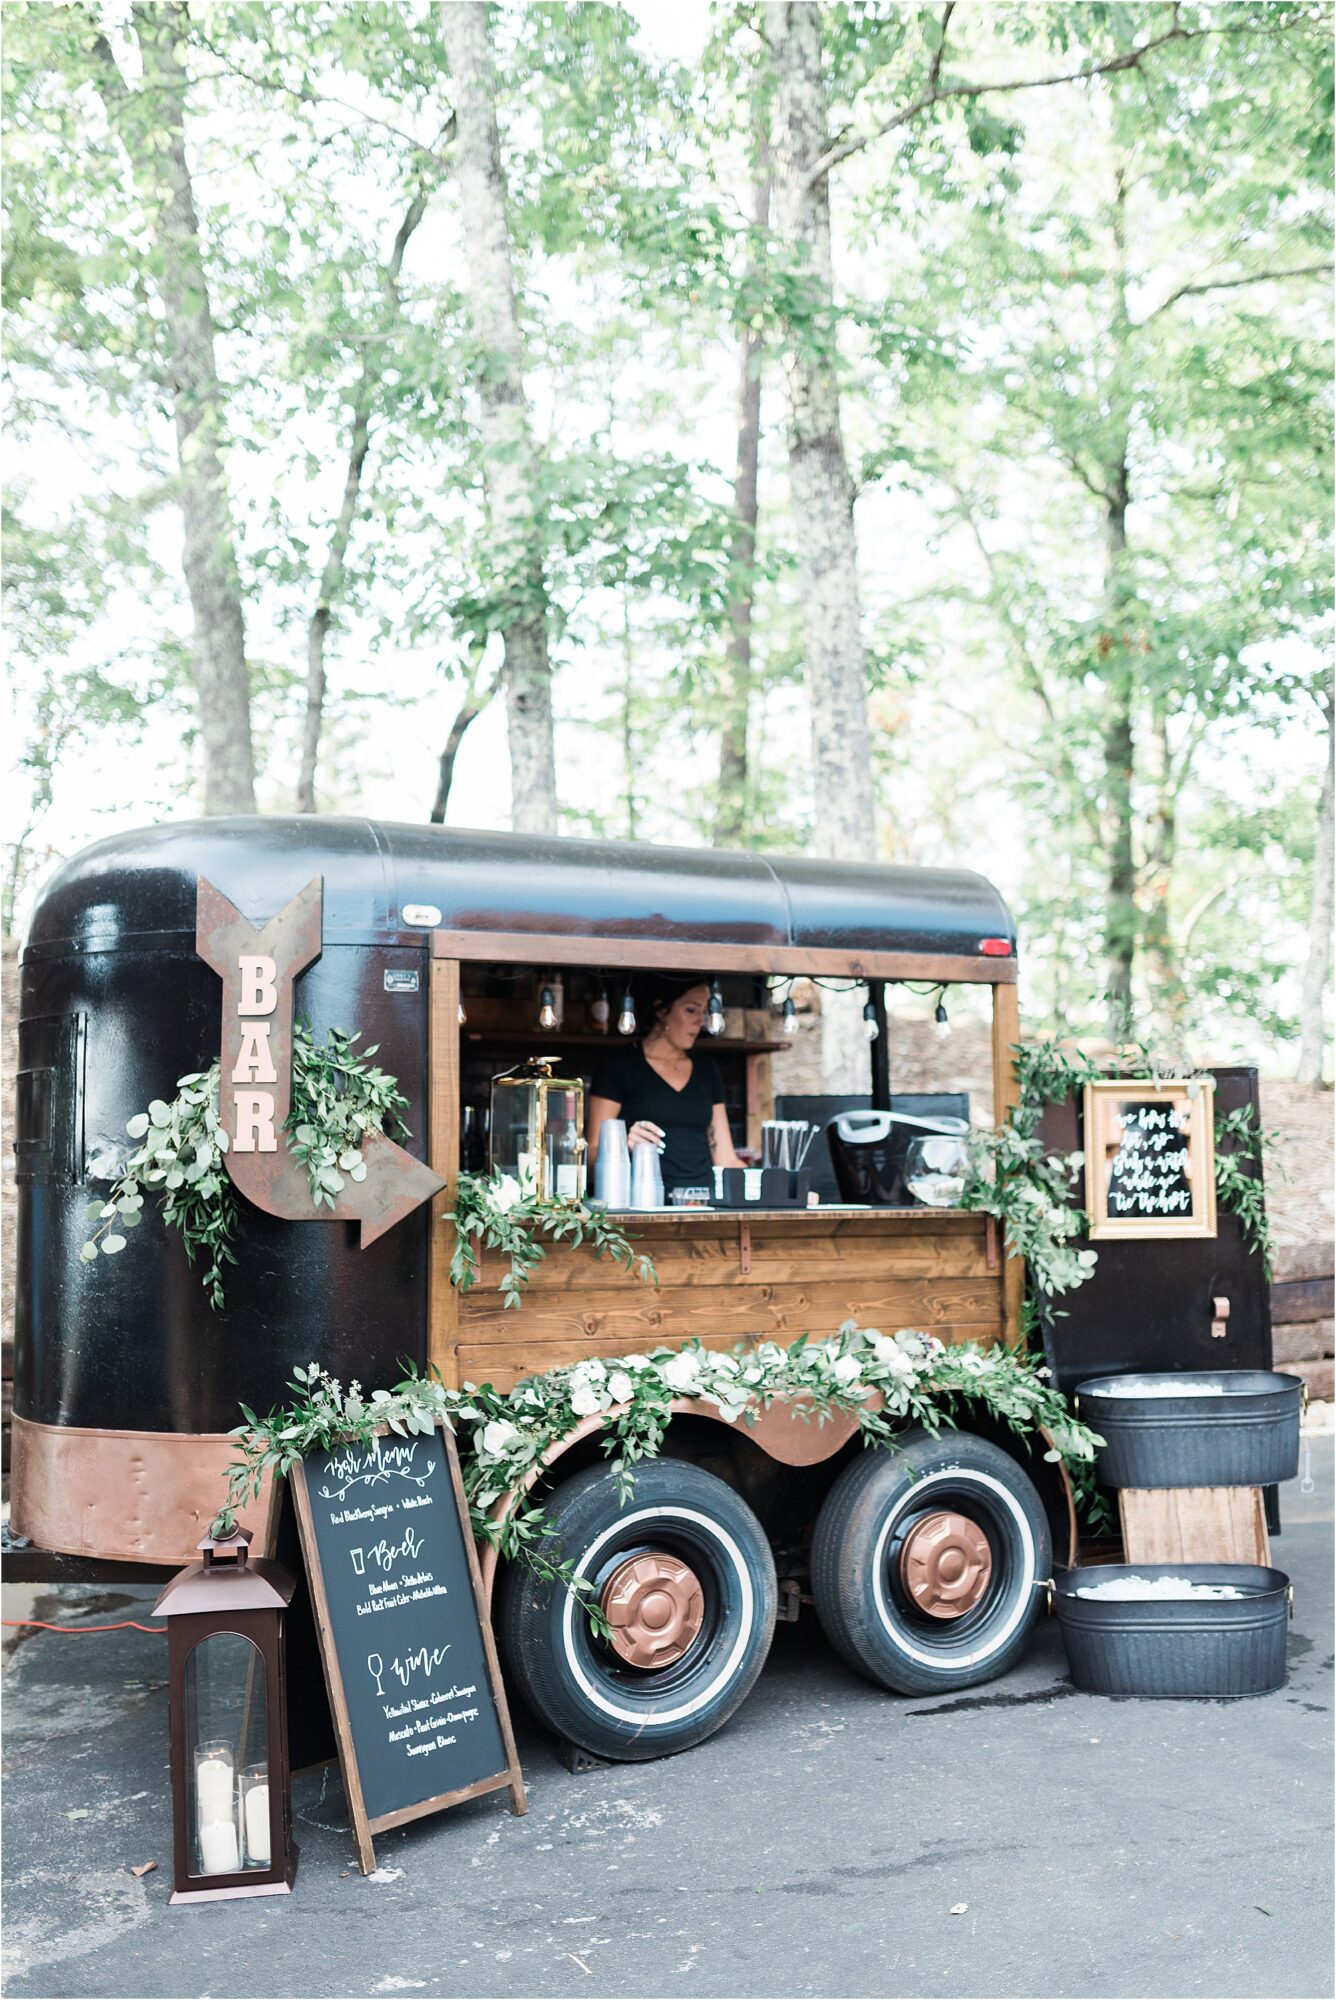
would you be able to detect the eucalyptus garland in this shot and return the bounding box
[211,1326,1104,1609]
[450,1169,658,1308]
[80,1023,411,1309]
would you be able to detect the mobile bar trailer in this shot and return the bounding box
[14,817,1089,1762]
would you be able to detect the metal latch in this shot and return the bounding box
[1211,1294,1230,1340]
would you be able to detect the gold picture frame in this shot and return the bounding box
[1082,1077,1217,1241]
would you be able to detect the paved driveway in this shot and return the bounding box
[3,1438,1331,2000]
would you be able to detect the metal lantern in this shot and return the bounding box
[154,1527,298,1904]
[489,1057,586,1203]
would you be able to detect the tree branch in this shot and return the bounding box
[926,1,956,92]
[805,17,1254,187]
[1142,261,1334,321]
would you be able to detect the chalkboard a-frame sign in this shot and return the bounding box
[290,1423,526,1873]
[1083,1077,1218,1242]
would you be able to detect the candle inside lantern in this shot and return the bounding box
[242,1766,271,1866]
[198,1819,239,1875]
[194,1743,234,1827]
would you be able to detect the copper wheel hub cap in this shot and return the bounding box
[600,1553,706,1669]
[899,1511,993,1619]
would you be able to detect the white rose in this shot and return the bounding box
[831,1353,862,1386]
[661,1351,702,1393]
[570,1382,604,1417]
[571,1359,607,1386]
[870,1333,900,1365]
[607,1370,635,1405]
[620,1354,651,1372]
[489,1173,523,1214]
[480,1418,519,1456]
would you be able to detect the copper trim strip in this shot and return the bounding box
[9,1416,277,1567]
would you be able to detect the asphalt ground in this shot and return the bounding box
[3,1437,1332,2000]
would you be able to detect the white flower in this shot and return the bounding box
[570,1382,605,1417]
[480,1418,519,1456]
[661,1351,702,1393]
[607,1370,635,1406]
[571,1358,607,1387]
[488,1173,523,1214]
[871,1333,918,1383]
[831,1353,862,1387]
[620,1353,652,1372]
[756,1342,786,1368]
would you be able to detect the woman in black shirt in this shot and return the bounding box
[588,976,744,1194]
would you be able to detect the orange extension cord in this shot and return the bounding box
[2,1619,167,1634]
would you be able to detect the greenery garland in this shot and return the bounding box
[962,1038,1276,1343]
[80,1024,412,1309]
[450,1169,658,1307]
[212,1325,1105,1611]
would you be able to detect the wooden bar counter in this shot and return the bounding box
[432,1206,1004,1392]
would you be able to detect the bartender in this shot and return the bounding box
[588,976,745,1194]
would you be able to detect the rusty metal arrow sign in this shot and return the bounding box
[196,876,445,1248]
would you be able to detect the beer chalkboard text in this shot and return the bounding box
[1083,1078,1217,1242]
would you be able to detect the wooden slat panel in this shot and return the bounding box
[428,957,462,1389]
[433,929,1017,985]
[1119,1486,1271,1566]
[475,1226,993,1290]
[991,983,1025,1349]
[458,1276,1003,1347]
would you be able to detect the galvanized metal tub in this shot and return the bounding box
[1074,1371,1302,1489]
[1054,1563,1290,1698]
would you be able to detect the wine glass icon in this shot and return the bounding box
[367,1652,385,1697]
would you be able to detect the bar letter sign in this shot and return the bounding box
[291,1423,526,1873]
[196,876,444,1245]
[1083,1077,1217,1241]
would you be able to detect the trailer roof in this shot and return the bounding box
[24,818,1016,968]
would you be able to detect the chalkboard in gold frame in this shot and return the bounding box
[1082,1077,1217,1241]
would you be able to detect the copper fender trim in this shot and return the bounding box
[9,1416,277,1567]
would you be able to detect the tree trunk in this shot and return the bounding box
[1100,174,1137,1038]
[714,157,770,848]
[766,3,876,867]
[109,4,256,814]
[298,189,429,813]
[1142,705,1186,1048]
[430,661,498,823]
[1297,692,1334,1084]
[439,1,557,835]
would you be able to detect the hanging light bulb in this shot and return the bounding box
[781,994,797,1039]
[706,980,726,1036]
[458,996,468,1027]
[538,984,557,1031]
[862,997,880,1042]
[617,985,637,1036]
[934,992,950,1041]
[591,983,611,1033]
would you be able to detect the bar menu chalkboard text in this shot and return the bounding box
[1083,1078,1217,1242]
[291,1424,525,1872]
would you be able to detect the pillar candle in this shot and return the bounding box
[198,1819,239,1875]
[244,1783,271,1866]
[195,1754,234,1825]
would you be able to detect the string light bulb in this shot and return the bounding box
[706,980,726,1036]
[862,997,880,1042]
[457,997,467,1027]
[934,992,950,1040]
[617,985,637,1036]
[538,984,557,1031]
[781,994,797,1038]
[591,983,611,1033]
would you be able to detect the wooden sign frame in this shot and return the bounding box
[290,1421,526,1874]
[1082,1076,1217,1241]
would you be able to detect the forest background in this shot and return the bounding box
[4,0,1333,1083]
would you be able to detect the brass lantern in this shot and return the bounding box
[489,1057,586,1203]
[154,1527,298,1903]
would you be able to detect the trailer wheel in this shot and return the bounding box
[811,1429,1051,1696]
[496,1459,777,1762]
